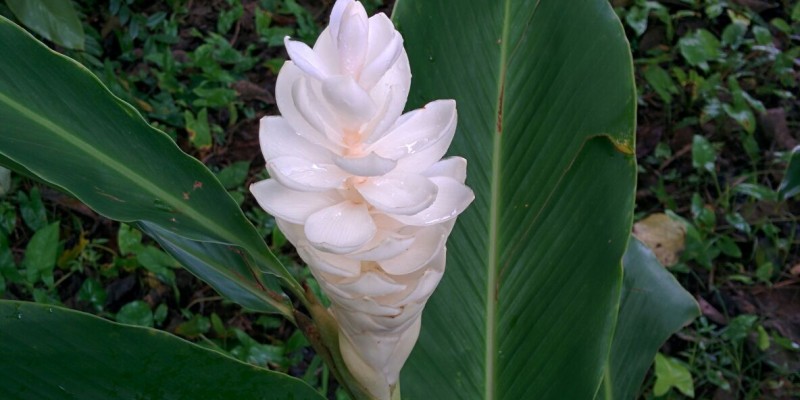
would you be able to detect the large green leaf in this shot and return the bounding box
[0,17,301,312]
[597,238,700,400]
[6,0,84,50]
[0,300,323,399]
[394,0,637,398]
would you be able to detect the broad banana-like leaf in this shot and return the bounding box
[0,301,324,400]
[394,0,639,398]
[0,17,300,313]
[597,238,700,400]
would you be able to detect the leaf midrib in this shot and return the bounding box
[485,1,513,398]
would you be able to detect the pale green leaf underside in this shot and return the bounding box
[394,0,637,399]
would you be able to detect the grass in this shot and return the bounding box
[0,0,799,398]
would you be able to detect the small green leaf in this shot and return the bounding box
[215,161,250,189]
[778,146,800,199]
[725,212,751,236]
[23,221,59,287]
[705,3,724,19]
[715,235,741,258]
[6,0,85,50]
[692,135,716,174]
[77,277,107,311]
[153,303,168,325]
[678,29,721,71]
[752,25,772,45]
[18,187,47,231]
[792,2,800,22]
[770,18,791,34]
[643,65,677,104]
[757,325,771,350]
[184,108,212,150]
[232,329,286,367]
[734,183,778,201]
[653,353,695,397]
[117,223,142,256]
[723,101,756,134]
[136,245,177,284]
[721,22,746,49]
[116,300,154,327]
[756,262,774,283]
[625,6,649,37]
[175,314,211,338]
[723,315,758,341]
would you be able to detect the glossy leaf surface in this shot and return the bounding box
[0,301,323,400]
[394,0,638,398]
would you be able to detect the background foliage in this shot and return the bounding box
[0,0,798,399]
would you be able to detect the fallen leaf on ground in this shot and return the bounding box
[633,213,686,267]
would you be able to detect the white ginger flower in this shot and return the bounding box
[250,1,474,398]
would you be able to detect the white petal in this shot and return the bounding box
[383,248,447,306]
[378,225,446,275]
[359,14,404,89]
[389,176,474,226]
[365,53,411,142]
[338,330,391,400]
[305,201,376,253]
[321,75,376,128]
[292,78,348,147]
[274,218,308,246]
[267,156,348,192]
[349,231,415,261]
[336,1,369,76]
[334,152,397,176]
[368,100,457,161]
[312,27,340,72]
[276,63,335,149]
[284,37,331,80]
[383,316,421,385]
[329,0,354,48]
[297,245,360,277]
[250,180,340,224]
[352,301,423,332]
[337,272,406,297]
[422,156,468,183]
[356,174,437,215]
[259,116,333,162]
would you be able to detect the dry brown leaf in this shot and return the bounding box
[632,213,686,267]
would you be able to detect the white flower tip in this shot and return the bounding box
[284,37,330,81]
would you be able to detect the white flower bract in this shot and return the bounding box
[250,1,474,398]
